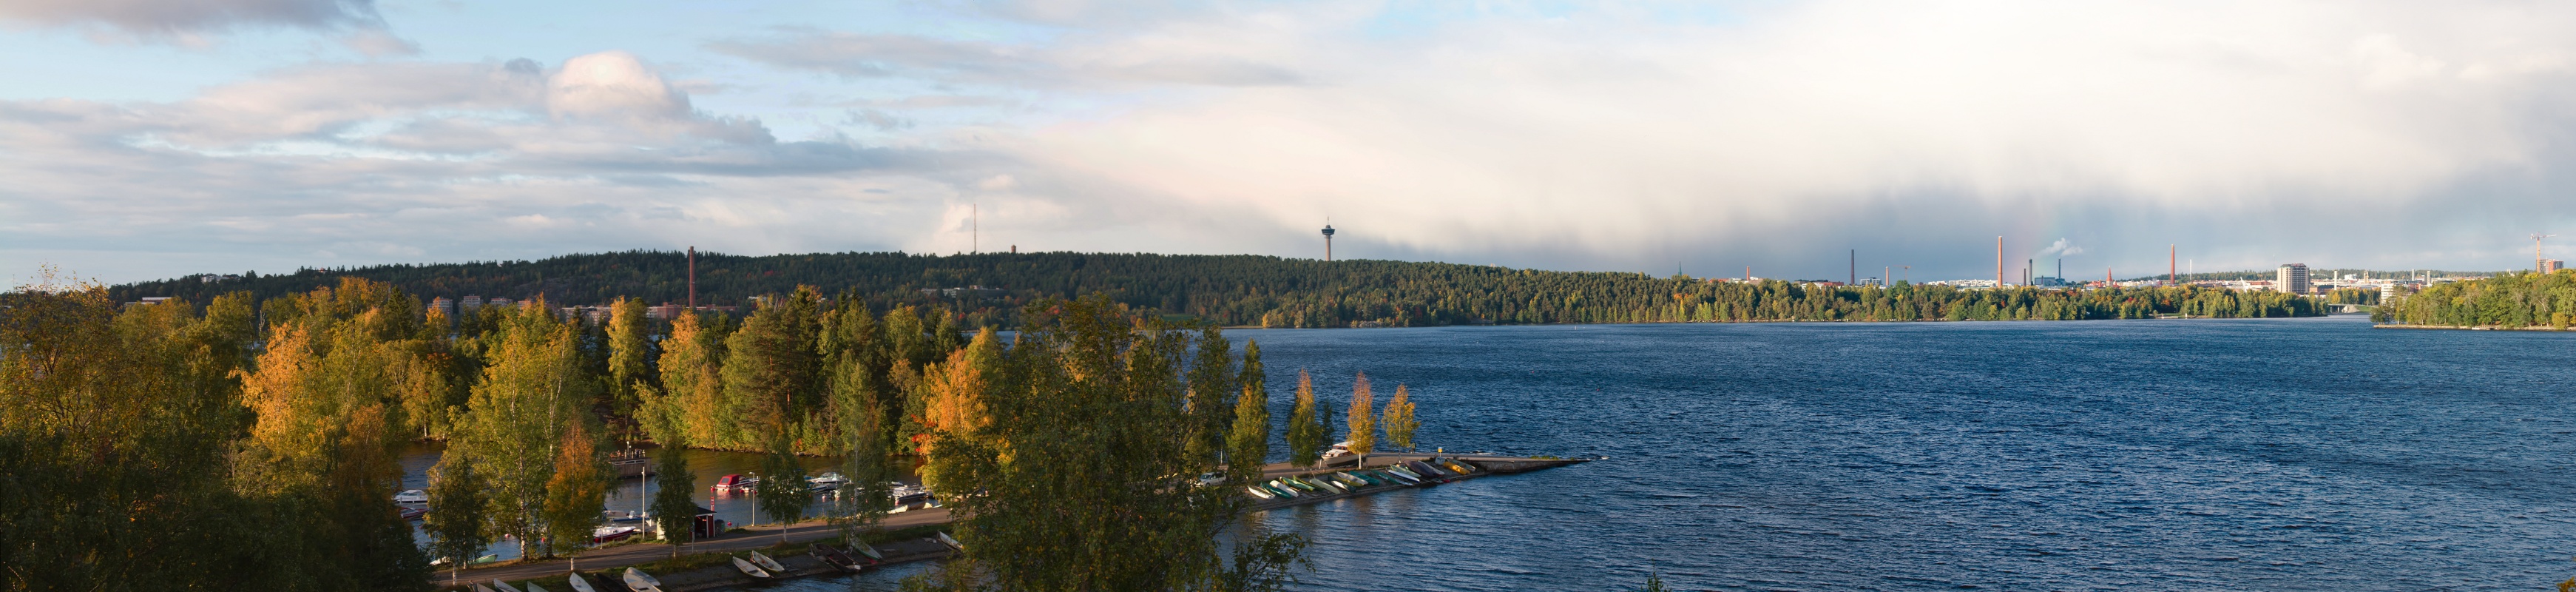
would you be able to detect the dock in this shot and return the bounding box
[1246,453,1590,511]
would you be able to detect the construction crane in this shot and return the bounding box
[2535,232,2558,270]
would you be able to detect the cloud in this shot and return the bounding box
[705,27,1308,88]
[21,1,2576,283]
[0,50,1034,282]
[0,0,383,40]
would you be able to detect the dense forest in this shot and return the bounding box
[4,275,1325,590]
[109,250,2325,328]
[2375,270,2576,328]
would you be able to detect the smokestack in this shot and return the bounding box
[2168,244,2177,286]
[1850,249,1856,286]
[687,246,697,309]
[1995,236,2004,288]
[2056,258,2062,283]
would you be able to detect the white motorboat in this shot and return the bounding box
[748,551,788,574]
[393,488,428,504]
[731,556,771,579]
[622,568,663,592]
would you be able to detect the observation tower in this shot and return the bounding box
[1322,224,1336,262]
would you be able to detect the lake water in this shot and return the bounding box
[456,314,2576,591]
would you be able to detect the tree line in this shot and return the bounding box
[11,267,1461,590]
[2376,270,2576,328]
[109,250,2325,329]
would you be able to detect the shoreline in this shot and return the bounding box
[2373,323,2573,332]
[436,453,1586,591]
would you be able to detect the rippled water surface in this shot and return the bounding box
[756,316,2576,591]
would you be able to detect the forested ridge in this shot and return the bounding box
[2376,270,2576,328]
[111,250,2325,328]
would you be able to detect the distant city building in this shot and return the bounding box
[430,297,456,319]
[2380,283,2398,303]
[647,303,684,320]
[460,295,484,312]
[487,297,515,309]
[2276,263,2310,295]
[2544,259,2564,274]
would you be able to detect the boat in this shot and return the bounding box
[472,554,500,565]
[811,544,866,572]
[1442,460,1475,474]
[399,506,427,521]
[524,583,552,592]
[889,502,912,514]
[1333,473,1370,488]
[473,585,496,592]
[1280,478,1316,492]
[1245,486,1275,500]
[1322,440,1352,460]
[565,573,598,592]
[1382,466,1422,482]
[748,551,788,574]
[808,472,850,486]
[1263,481,1297,497]
[591,525,638,544]
[731,556,771,579]
[623,567,663,592]
[601,509,643,522]
[936,531,965,551]
[1405,460,1449,477]
[853,541,885,561]
[491,580,524,592]
[711,474,759,494]
[393,488,428,504]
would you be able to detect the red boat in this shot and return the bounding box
[399,507,427,521]
[712,474,760,494]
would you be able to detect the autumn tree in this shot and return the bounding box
[543,420,610,559]
[604,297,653,419]
[1285,370,1325,469]
[1345,372,1375,467]
[424,457,491,585]
[451,298,596,559]
[1226,341,1272,484]
[913,295,1304,591]
[1382,384,1419,453]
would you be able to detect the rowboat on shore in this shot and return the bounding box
[748,551,788,574]
[1246,485,1276,500]
[853,541,885,561]
[623,567,663,592]
[564,573,598,592]
[523,583,552,592]
[811,544,867,573]
[491,579,524,592]
[732,556,771,579]
[936,531,965,551]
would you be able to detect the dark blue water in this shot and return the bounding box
[763,316,2576,591]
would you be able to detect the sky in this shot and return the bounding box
[6,0,2576,285]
